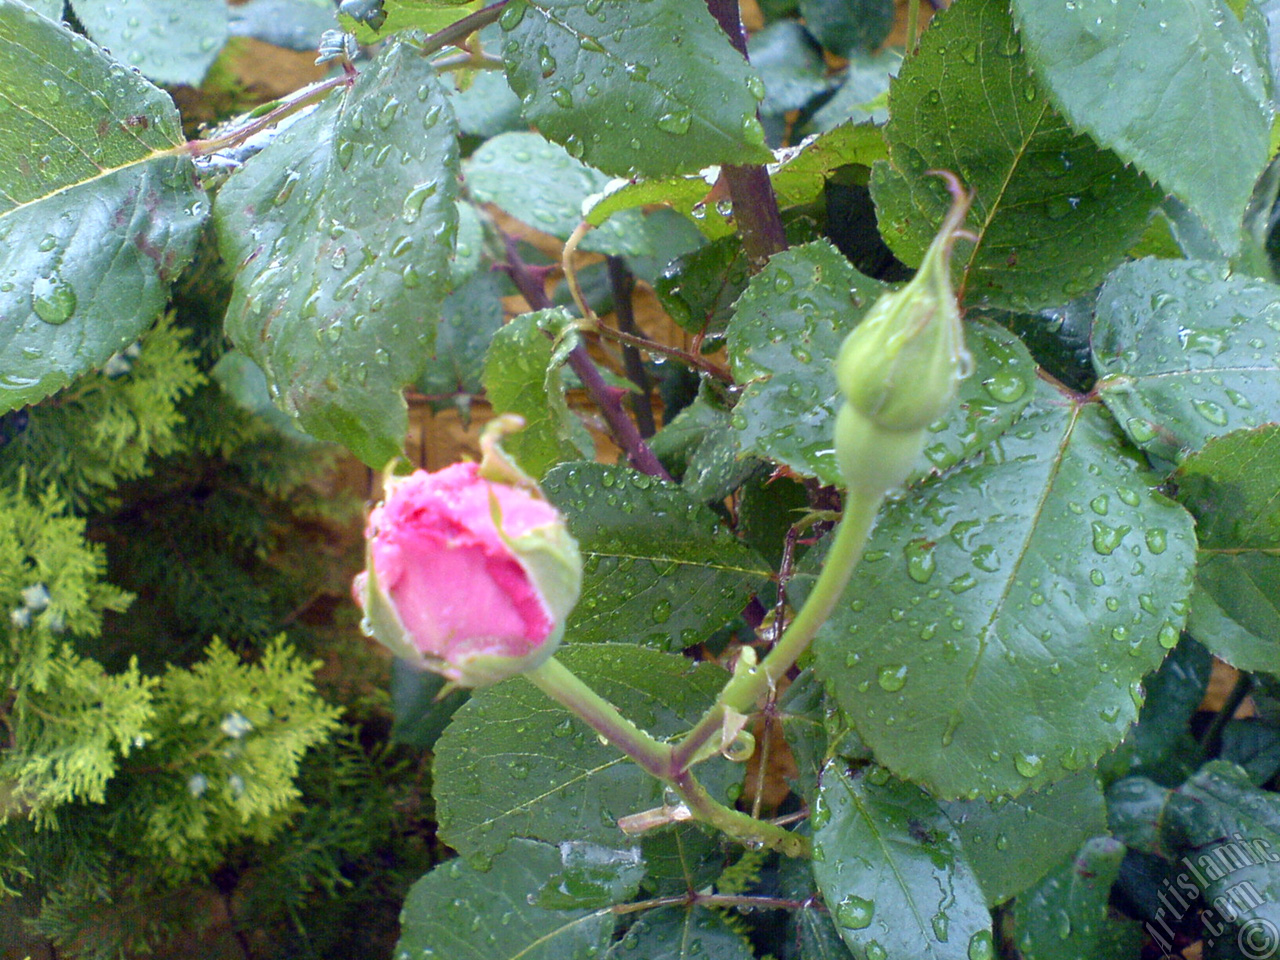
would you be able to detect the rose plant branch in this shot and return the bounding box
[605,256,657,438]
[704,0,789,273]
[499,233,673,481]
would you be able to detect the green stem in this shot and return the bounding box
[417,1,510,57]
[524,657,809,856]
[906,0,921,52]
[180,75,352,158]
[524,657,673,781]
[671,769,811,858]
[671,487,881,772]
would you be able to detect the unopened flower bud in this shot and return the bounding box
[353,417,582,688]
[835,172,973,495]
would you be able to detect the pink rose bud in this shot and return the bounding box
[354,417,581,687]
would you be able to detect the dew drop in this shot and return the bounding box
[877,663,908,692]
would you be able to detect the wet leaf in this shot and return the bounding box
[1010,837,1143,960]
[812,763,992,960]
[433,644,738,860]
[748,20,832,115]
[0,3,205,413]
[811,384,1198,798]
[870,0,1160,311]
[1010,0,1271,254]
[498,0,772,177]
[466,131,651,256]
[726,241,1036,486]
[1093,259,1280,463]
[1176,425,1280,674]
[942,771,1107,906]
[216,40,459,466]
[71,0,228,86]
[483,308,592,479]
[397,838,635,960]
[339,0,477,43]
[542,462,772,649]
[606,906,754,960]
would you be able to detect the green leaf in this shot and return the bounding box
[466,132,650,256]
[216,40,459,466]
[726,241,1036,485]
[1158,762,1280,957]
[389,657,468,751]
[340,0,477,43]
[654,236,750,337]
[448,67,525,138]
[1093,259,1280,463]
[748,20,832,115]
[812,763,992,960]
[0,4,206,414]
[22,0,60,17]
[70,0,228,86]
[1221,719,1280,786]
[416,268,504,403]
[1104,775,1171,859]
[433,644,738,861]
[811,384,1198,798]
[942,771,1107,907]
[209,350,316,443]
[541,462,772,649]
[1009,0,1271,254]
[396,838,633,960]
[1096,637,1211,787]
[1176,426,1280,674]
[777,846,856,960]
[870,0,1160,311]
[228,0,338,52]
[637,823,724,897]
[1010,836,1143,960]
[778,669,832,804]
[497,0,772,177]
[809,50,898,132]
[769,122,889,209]
[583,123,886,241]
[607,906,754,960]
[798,0,893,56]
[482,309,591,479]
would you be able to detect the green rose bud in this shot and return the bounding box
[835,171,974,496]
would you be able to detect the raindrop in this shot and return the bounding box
[904,538,936,583]
[877,663,908,692]
[834,896,875,931]
[1014,753,1043,778]
[968,929,996,960]
[31,275,76,324]
[1191,398,1229,426]
[656,109,692,135]
[402,181,438,223]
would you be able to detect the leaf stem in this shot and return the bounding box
[416,1,510,58]
[500,234,673,480]
[612,892,816,916]
[590,325,732,383]
[671,768,810,858]
[906,0,921,52]
[182,75,353,158]
[671,487,880,772]
[524,656,809,857]
[524,658,672,780]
